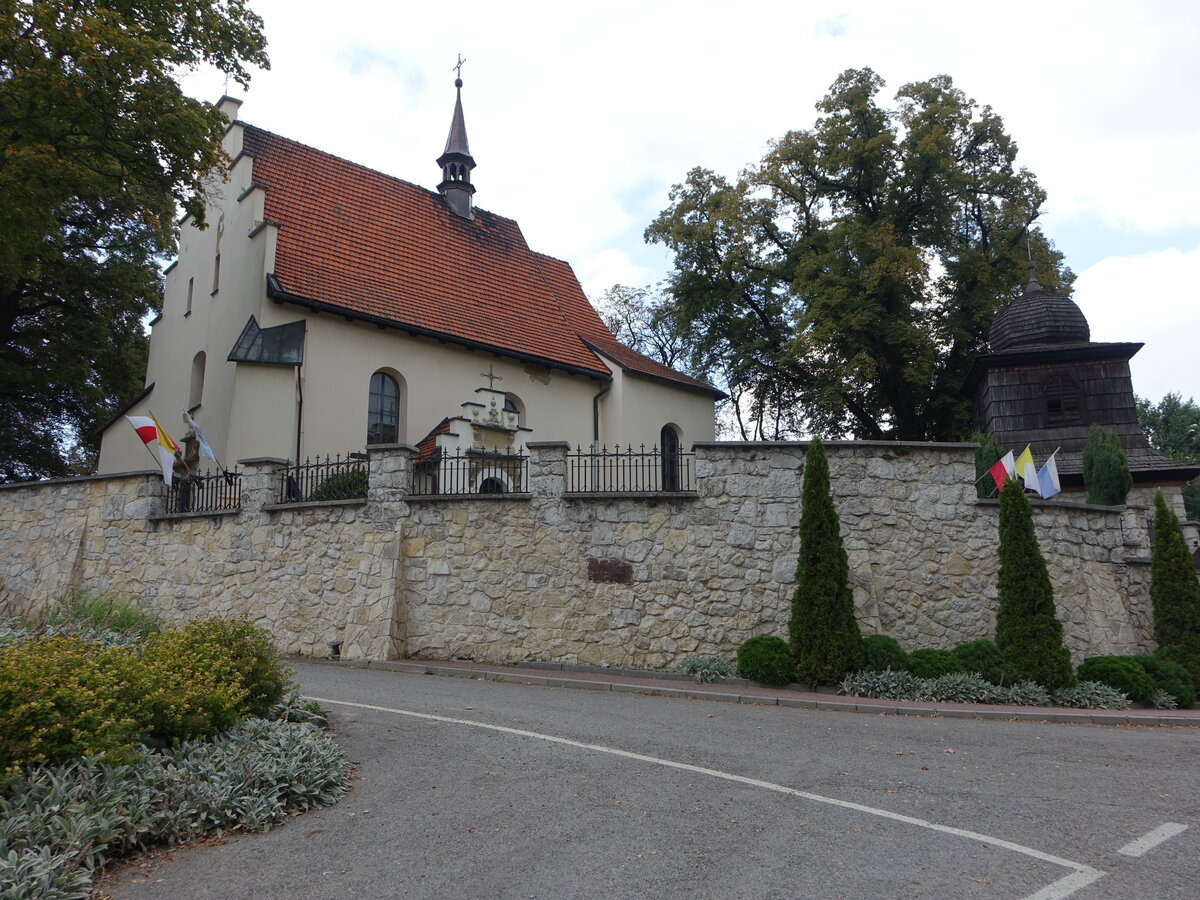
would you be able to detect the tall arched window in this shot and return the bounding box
[189,351,206,411]
[661,424,681,491]
[368,372,400,444]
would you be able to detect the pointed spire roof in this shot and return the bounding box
[436,63,476,219]
[441,77,472,160]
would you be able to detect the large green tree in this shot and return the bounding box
[1137,393,1200,520]
[0,0,268,481]
[646,68,1071,442]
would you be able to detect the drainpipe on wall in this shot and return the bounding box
[294,363,304,464]
[592,379,611,450]
[591,379,611,490]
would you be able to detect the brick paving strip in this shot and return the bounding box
[299,657,1200,726]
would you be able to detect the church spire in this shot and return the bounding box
[437,56,476,220]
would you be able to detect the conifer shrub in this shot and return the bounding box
[951,639,1009,685]
[906,648,965,679]
[861,634,909,673]
[1082,425,1132,505]
[1149,491,1200,694]
[1076,656,1156,704]
[994,478,1073,689]
[790,438,864,685]
[1135,654,1196,708]
[736,635,795,686]
[974,432,1003,499]
[308,467,368,501]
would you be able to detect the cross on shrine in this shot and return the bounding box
[480,365,502,389]
[454,54,466,78]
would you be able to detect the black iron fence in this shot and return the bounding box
[165,469,241,514]
[280,453,369,503]
[411,448,527,496]
[566,444,695,493]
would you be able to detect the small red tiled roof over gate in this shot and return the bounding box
[240,124,717,394]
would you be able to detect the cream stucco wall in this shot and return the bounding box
[98,114,276,473]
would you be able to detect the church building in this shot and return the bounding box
[96,78,720,478]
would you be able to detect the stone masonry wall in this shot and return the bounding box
[2,441,1193,670]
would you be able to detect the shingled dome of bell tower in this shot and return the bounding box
[988,278,1090,351]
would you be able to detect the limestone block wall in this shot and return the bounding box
[1,441,1191,671]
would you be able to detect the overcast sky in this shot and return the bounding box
[181,0,1200,407]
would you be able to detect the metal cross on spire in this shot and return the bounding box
[454,54,467,79]
[480,364,502,389]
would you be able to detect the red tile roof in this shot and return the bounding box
[414,417,454,464]
[239,124,717,394]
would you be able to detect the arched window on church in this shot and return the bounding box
[661,424,682,491]
[368,371,401,444]
[189,351,206,412]
[1044,374,1083,426]
[503,392,525,427]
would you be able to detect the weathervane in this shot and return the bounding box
[480,364,501,389]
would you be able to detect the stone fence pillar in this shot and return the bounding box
[526,442,569,498]
[236,457,289,516]
[367,443,416,521]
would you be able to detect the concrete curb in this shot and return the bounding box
[307,657,1200,727]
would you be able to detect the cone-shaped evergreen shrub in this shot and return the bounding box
[1150,490,1200,693]
[790,438,864,685]
[994,478,1073,689]
[974,433,1003,499]
[1083,425,1132,505]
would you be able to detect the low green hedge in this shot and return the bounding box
[736,635,794,686]
[907,648,965,679]
[861,635,908,673]
[1076,656,1157,704]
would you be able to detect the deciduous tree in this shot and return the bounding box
[1137,393,1200,519]
[646,68,1070,442]
[0,0,269,480]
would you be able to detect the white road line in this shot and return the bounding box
[1117,822,1188,857]
[310,696,1104,900]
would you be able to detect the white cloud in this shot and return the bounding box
[1074,244,1200,404]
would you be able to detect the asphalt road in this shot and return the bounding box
[98,660,1200,900]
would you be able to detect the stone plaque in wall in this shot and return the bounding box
[588,557,632,584]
